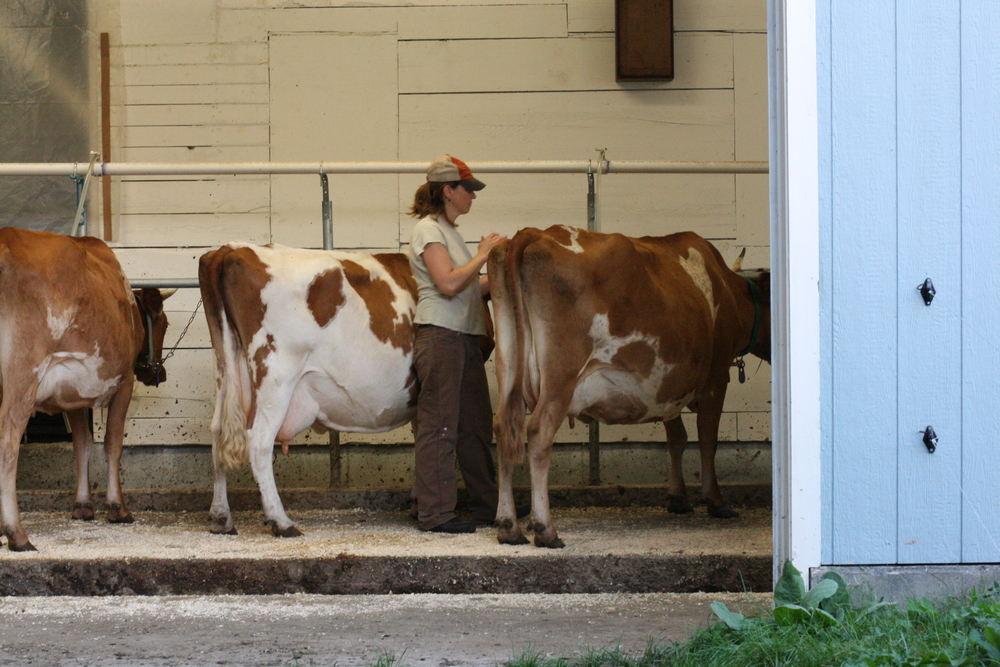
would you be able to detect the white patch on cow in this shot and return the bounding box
[553,225,586,254]
[244,245,417,434]
[35,344,122,406]
[46,305,76,340]
[568,313,683,422]
[678,248,719,322]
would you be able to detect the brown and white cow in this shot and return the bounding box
[198,243,421,537]
[488,225,771,548]
[0,227,172,551]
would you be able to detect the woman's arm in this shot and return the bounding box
[422,233,505,297]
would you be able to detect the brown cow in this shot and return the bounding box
[489,225,770,548]
[0,227,172,551]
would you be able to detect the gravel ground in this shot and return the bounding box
[4,506,772,560]
[0,591,772,666]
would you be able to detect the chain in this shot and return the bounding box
[162,298,203,362]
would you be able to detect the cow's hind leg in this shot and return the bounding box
[248,426,301,538]
[0,410,34,551]
[664,417,694,514]
[695,387,739,519]
[101,382,134,524]
[524,402,567,549]
[67,409,96,521]
[209,444,237,535]
[495,450,528,545]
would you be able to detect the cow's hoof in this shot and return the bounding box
[210,523,238,536]
[106,505,134,524]
[533,534,565,549]
[8,538,37,552]
[666,495,694,514]
[272,524,303,538]
[72,503,96,521]
[496,519,529,545]
[707,503,740,519]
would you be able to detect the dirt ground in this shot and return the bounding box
[0,591,772,666]
[0,504,772,664]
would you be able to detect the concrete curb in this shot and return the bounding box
[17,482,771,513]
[0,554,771,596]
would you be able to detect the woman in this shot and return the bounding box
[407,154,506,533]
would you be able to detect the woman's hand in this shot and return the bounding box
[477,232,506,257]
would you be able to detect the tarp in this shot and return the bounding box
[0,0,89,234]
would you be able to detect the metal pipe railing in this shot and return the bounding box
[0,159,768,177]
[9,158,770,486]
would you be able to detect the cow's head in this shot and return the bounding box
[133,288,174,387]
[738,270,771,364]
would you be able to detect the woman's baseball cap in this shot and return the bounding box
[426,154,486,191]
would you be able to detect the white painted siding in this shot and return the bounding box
[90,0,771,449]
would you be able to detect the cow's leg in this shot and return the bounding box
[524,402,567,549]
[0,409,34,551]
[664,417,694,514]
[495,450,528,545]
[102,380,134,524]
[208,444,237,535]
[695,386,739,519]
[208,384,237,535]
[247,421,300,538]
[66,409,96,521]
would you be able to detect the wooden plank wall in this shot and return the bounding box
[94,0,770,450]
[820,0,1000,565]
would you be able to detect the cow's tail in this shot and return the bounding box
[198,247,251,469]
[489,232,533,465]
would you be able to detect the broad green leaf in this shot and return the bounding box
[802,578,839,609]
[811,607,840,626]
[774,559,807,607]
[819,571,851,613]
[773,604,811,625]
[710,600,745,631]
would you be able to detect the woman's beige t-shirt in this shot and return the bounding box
[407,215,486,336]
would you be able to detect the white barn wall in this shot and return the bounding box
[89,0,770,454]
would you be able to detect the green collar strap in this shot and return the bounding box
[737,276,761,358]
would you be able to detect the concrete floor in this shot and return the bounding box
[0,494,774,665]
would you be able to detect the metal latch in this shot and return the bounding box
[922,426,938,453]
[918,278,936,306]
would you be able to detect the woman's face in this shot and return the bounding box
[444,183,476,221]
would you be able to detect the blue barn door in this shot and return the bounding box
[822,0,1000,565]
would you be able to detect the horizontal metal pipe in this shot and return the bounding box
[607,160,769,174]
[130,279,200,289]
[0,160,769,177]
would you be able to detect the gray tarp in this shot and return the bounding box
[0,0,89,233]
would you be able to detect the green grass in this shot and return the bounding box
[352,574,1000,667]
[497,572,1000,667]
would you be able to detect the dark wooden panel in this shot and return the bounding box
[616,0,674,81]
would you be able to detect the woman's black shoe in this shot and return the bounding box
[427,517,476,533]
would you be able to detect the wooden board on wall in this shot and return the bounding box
[400,33,733,93]
[269,32,400,248]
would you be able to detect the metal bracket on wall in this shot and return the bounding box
[918,277,936,306]
[922,426,938,453]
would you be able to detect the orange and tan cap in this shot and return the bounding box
[426,154,486,191]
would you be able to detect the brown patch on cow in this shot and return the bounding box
[247,333,276,428]
[307,269,346,328]
[220,248,272,352]
[611,340,657,378]
[545,225,575,247]
[374,253,419,301]
[342,259,414,354]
